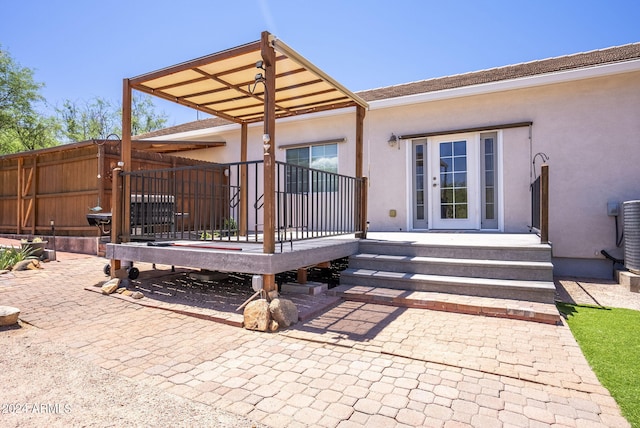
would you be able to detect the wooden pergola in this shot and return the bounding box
[113,31,369,294]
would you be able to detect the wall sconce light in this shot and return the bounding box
[388,133,398,148]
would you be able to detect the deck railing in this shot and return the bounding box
[530,163,549,244]
[118,160,366,246]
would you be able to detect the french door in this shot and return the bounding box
[412,133,496,230]
[430,135,478,229]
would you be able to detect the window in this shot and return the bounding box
[286,143,338,193]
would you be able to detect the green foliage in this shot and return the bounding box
[56,97,117,142]
[57,93,168,143]
[129,94,168,137]
[557,303,640,427]
[0,246,31,270]
[224,217,237,231]
[0,45,58,154]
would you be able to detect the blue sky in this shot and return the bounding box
[2,0,639,126]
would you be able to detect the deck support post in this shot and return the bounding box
[296,268,307,284]
[261,31,278,295]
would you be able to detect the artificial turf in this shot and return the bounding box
[557,302,640,427]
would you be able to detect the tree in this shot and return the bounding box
[56,93,168,143]
[56,97,118,142]
[129,93,168,137]
[0,45,57,154]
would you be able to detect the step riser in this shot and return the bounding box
[349,258,553,281]
[340,272,555,304]
[359,242,551,262]
[330,285,561,325]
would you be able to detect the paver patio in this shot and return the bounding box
[0,244,632,427]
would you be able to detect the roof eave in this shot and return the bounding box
[369,58,640,110]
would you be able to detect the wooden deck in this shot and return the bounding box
[106,236,360,276]
[106,232,544,277]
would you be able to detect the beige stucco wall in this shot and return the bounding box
[168,69,640,276]
[364,71,640,262]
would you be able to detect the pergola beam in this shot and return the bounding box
[128,41,262,86]
[111,30,371,282]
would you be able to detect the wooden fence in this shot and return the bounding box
[0,140,219,237]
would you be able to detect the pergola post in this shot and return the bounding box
[355,105,367,238]
[261,31,277,295]
[540,164,549,244]
[239,122,248,236]
[110,168,123,276]
[110,79,132,275]
[121,79,132,243]
[355,105,365,178]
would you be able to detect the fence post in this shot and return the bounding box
[16,156,23,235]
[540,164,549,244]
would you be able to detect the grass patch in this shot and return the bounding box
[557,302,640,427]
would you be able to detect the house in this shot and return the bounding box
[135,42,640,280]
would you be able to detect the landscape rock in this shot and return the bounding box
[269,298,298,328]
[12,259,40,271]
[0,306,20,326]
[115,287,127,294]
[122,290,133,297]
[0,269,9,275]
[243,299,270,331]
[269,319,279,332]
[131,291,144,299]
[101,278,121,295]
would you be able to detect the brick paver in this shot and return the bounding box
[0,242,633,427]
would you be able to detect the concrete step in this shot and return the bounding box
[359,240,551,262]
[340,268,556,304]
[329,284,561,325]
[349,253,554,281]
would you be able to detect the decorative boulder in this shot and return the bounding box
[244,299,271,331]
[12,259,40,271]
[101,278,121,295]
[0,306,20,326]
[269,298,298,328]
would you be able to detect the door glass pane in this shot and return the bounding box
[481,132,498,229]
[439,140,468,219]
[414,144,426,222]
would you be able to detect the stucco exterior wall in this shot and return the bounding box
[364,72,640,263]
[168,69,640,277]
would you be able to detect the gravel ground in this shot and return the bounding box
[0,323,264,428]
